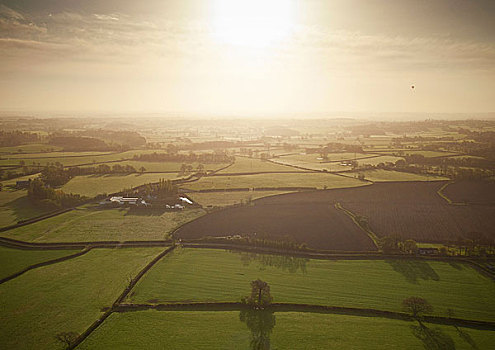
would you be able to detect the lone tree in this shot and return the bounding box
[55,331,79,349]
[402,297,433,319]
[242,279,273,309]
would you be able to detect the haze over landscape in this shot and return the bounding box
[1,1,494,349]
[1,0,495,115]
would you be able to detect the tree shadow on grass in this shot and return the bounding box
[411,322,455,350]
[237,251,309,274]
[387,260,440,284]
[4,194,55,222]
[240,309,276,350]
[447,261,464,271]
[455,326,478,349]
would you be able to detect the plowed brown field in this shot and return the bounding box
[176,182,495,250]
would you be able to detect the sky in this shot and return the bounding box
[0,0,494,116]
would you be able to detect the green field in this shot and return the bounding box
[181,173,366,191]
[0,189,52,228]
[130,249,495,322]
[0,247,80,280]
[340,169,449,182]
[0,247,164,350]
[78,310,495,350]
[2,206,206,242]
[271,152,372,171]
[61,173,182,197]
[218,156,302,173]
[186,190,294,207]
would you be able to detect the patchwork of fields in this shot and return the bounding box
[0,248,164,349]
[1,246,493,350]
[181,172,367,191]
[176,182,495,247]
[129,249,495,322]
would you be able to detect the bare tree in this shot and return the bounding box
[402,297,433,319]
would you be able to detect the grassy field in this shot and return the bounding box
[130,249,495,322]
[0,247,164,350]
[78,310,495,350]
[61,173,182,197]
[186,190,294,207]
[271,153,372,171]
[181,173,366,191]
[0,247,80,280]
[0,189,52,228]
[2,206,206,242]
[218,157,302,173]
[340,169,449,182]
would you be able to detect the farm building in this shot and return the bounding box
[418,247,439,255]
[99,197,148,206]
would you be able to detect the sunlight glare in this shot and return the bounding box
[212,0,296,48]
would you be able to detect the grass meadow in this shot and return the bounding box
[181,173,366,191]
[78,310,495,350]
[217,156,302,173]
[0,247,164,350]
[0,189,52,228]
[130,249,495,322]
[2,206,205,242]
[340,169,449,182]
[0,247,80,280]
[61,173,181,197]
[186,190,294,207]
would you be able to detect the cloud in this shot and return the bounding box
[0,4,494,77]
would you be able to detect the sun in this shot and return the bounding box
[211,0,296,48]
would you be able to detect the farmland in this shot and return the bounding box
[1,117,495,349]
[176,194,376,251]
[0,247,79,280]
[3,206,205,242]
[78,310,495,349]
[217,156,302,173]
[0,248,164,350]
[0,188,52,227]
[176,182,495,246]
[180,173,366,191]
[340,169,449,182]
[186,190,295,208]
[130,249,495,322]
[442,181,495,204]
[61,173,182,197]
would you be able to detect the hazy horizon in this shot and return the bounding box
[1,0,495,115]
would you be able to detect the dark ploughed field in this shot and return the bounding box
[442,181,495,205]
[176,182,495,251]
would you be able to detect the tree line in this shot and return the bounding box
[132,151,233,164]
[27,178,85,209]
